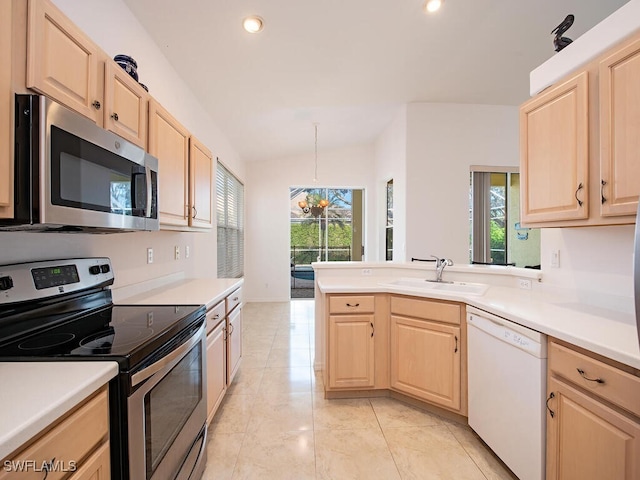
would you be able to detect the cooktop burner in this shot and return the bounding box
[19,332,76,350]
[0,303,204,369]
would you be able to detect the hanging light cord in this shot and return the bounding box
[313,124,318,182]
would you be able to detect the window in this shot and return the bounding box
[386,180,393,261]
[470,168,540,268]
[216,162,244,278]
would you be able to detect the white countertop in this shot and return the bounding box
[115,278,243,309]
[0,361,118,460]
[317,276,640,370]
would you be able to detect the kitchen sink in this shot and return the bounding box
[381,277,489,296]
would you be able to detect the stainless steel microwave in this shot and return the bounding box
[1,94,158,232]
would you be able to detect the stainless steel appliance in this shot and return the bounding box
[1,95,158,232]
[0,258,207,480]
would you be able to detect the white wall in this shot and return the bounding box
[373,106,407,261]
[540,226,635,304]
[0,0,244,289]
[244,144,376,302]
[405,103,519,264]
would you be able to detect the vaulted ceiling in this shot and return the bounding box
[123,0,628,162]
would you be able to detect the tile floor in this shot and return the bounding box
[202,301,518,480]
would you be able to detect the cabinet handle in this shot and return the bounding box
[233,297,239,301]
[577,368,605,384]
[370,322,374,337]
[223,326,228,340]
[228,323,234,335]
[346,303,360,307]
[92,100,101,110]
[574,182,584,207]
[546,392,555,418]
[111,112,119,121]
[601,179,607,204]
[213,314,220,319]
[192,205,197,218]
[454,335,458,353]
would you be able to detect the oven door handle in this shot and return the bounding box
[131,322,205,387]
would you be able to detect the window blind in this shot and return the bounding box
[216,162,244,278]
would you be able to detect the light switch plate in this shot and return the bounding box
[551,250,560,268]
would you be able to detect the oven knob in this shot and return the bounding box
[0,276,13,290]
[89,265,101,275]
[100,264,111,274]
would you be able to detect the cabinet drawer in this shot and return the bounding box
[0,387,109,480]
[390,296,461,325]
[549,341,640,417]
[226,287,243,315]
[206,301,226,334]
[329,295,375,314]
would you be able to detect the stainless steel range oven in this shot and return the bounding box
[0,258,207,480]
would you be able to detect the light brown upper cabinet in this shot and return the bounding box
[520,71,590,225]
[27,0,148,148]
[148,99,190,228]
[189,137,214,229]
[27,0,102,123]
[1,0,13,219]
[104,62,148,149]
[520,31,640,227]
[599,36,640,217]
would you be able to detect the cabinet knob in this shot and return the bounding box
[111,112,119,121]
[92,100,101,110]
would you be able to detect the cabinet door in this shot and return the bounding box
[600,37,640,217]
[68,441,110,480]
[27,0,101,123]
[0,0,12,218]
[546,377,640,480]
[104,62,147,148]
[328,314,375,389]
[227,307,242,385]
[148,99,190,227]
[520,71,589,224]
[390,315,460,410]
[189,137,214,229]
[206,318,227,423]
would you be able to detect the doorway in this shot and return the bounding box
[290,187,364,298]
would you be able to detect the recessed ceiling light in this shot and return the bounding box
[243,16,264,33]
[424,0,444,13]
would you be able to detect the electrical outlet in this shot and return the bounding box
[174,246,180,260]
[551,250,560,268]
[185,246,190,259]
[147,248,153,264]
[518,278,532,290]
[362,268,372,276]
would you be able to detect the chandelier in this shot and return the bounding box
[298,124,328,217]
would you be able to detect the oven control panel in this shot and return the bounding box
[0,258,114,304]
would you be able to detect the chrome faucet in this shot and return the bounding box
[430,255,454,282]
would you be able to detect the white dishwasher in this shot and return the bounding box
[466,306,547,480]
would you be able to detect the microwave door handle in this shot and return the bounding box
[130,169,145,215]
[145,165,152,218]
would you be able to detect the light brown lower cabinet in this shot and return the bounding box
[390,315,461,411]
[206,317,227,423]
[546,377,640,480]
[546,339,640,480]
[0,386,110,480]
[328,314,375,389]
[226,305,242,385]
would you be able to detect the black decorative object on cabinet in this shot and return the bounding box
[552,14,575,52]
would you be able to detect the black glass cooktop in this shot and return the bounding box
[0,303,205,370]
